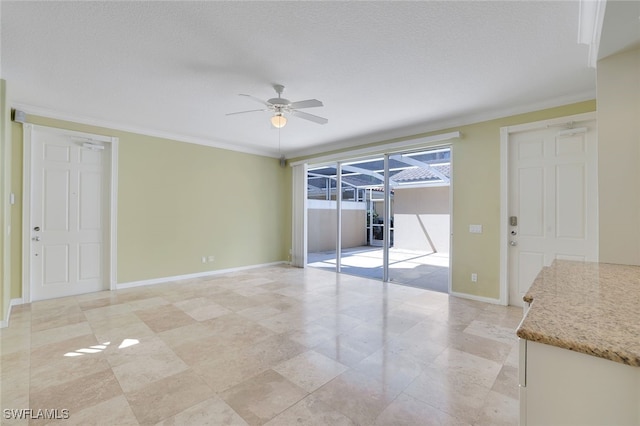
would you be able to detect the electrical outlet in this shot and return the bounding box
[469,224,483,234]
[208,255,215,262]
[471,273,478,282]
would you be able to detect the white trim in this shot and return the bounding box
[21,124,118,302]
[12,91,595,161]
[450,291,502,305]
[502,112,596,134]
[2,82,12,328]
[578,0,606,68]
[288,91,594,158]
[499,111,597,306]
[290,132,461,166]
[291,163,308,268]
[499,127,509,306]
[447,146,454,295]
[117,261,286,290]
[335,162,342,272]
[1,298,25,328]
[21,124,33,303]
[382,155,390,281]
[108,138,119,291]
[11,103,277,158]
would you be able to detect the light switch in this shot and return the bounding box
[469,224,483,234]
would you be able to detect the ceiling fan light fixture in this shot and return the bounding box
[228,85,327,126]
[271,114,287,128]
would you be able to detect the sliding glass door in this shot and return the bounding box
[387,148,451,292]
[305,147,451,293]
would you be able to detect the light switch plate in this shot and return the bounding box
[469,224,483,234]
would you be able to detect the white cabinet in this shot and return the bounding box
[519,339,640,425]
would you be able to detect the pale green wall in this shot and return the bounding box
[10,121,21,301]
[9,115,292,298]
[597,47,640,265]
[294,100,597,300]
[1,79,9,322]
[5,100,597,304]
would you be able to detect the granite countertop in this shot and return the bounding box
[516,260,640,367]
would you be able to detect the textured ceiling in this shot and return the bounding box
[1,1,600,157]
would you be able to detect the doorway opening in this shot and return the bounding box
[500,112,597,306]
[22,124,118,302]
[306,146,451,293]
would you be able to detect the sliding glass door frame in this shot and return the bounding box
[336,161,342,273]
[382,154,391,282]
[298,131,459,289]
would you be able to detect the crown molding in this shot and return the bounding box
[10,102,279,158]
[288,90,595,159]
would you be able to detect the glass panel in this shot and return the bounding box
[338,161,373,277]
[334,156,386,280]
[388,147,451,293]
[306,164,338,271]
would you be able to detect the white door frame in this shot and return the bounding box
[22,124,119,302]
[499,111,596,305]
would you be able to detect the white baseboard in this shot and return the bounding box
[117,261,286,290]
[450,291,503,305]
[1,298,25,328]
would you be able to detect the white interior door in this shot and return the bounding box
[28,127,111,301]
[508,119,597,306]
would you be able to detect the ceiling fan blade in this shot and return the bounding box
[291,110,328,125]
[239,94,270,106]
[226,109,267,116]
[290,99,323,109]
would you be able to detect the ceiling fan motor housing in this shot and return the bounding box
[267,97,291,107]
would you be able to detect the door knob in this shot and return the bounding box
[509,240,517,246]
[32,236,41,241]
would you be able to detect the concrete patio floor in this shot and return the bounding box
[307,246,450,293]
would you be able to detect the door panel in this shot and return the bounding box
[79,171,102,230]
[30,129,108,301]
[508,120,597,306]
[43,244,69,284]
[556,163,585,238]
[79,243,101,280]
[44,143,71,162]
[518,167,544,237]
[44,169,70,231]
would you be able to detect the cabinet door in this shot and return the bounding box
[523,341,639,426]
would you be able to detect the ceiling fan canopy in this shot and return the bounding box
[227,84,328,128]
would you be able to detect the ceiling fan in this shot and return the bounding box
[226,84,328,128]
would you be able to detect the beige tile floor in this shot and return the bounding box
[0,265,522,425]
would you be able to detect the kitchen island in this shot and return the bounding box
[516,260,640,426]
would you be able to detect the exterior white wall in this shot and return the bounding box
[394,186,450,253]
[308,200,367,253]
